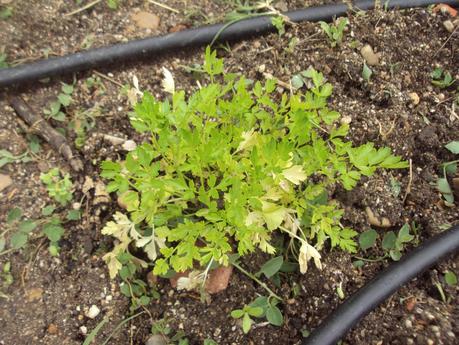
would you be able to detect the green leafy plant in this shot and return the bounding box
[70,106,101,149]
[0,6,12,20]
[101,47,407,279]
[319,18,349,47]
[231,304,264,333]
[271,16,285,36]
[151,318,189,345]
[0,262,13,299]
[431,68,455,89]
[44,83,74,122]
[40,168,74,206]
[362,62,373,82]
[0,53,7,69]
[438,141,459,205]
[0,149,31,167]
[445,271,457,286]
[1,206,67,256]
[106,0,120,10]
[354,223,415,266]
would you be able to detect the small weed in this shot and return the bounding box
[271,16,285,36]
[0,149,32,167]
[437,141,459,205]
[362,62,372,82]
[1,206,67,256]
[0,53,7,68]
[0,6,12,20]
[106,0,120,10]
[40,168,74,206]
[151,318,189,344]
[319,18,349,47]
[285,37,299,54]
[231,304,265,334]
[445,271,457,286]
[431,68,456,89]
[354,223,416,266]
[0,262,13,299]
[44,83,74,122]
[70,106,101,149]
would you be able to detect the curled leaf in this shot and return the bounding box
[298,241,322,274]
[162,67,175,94]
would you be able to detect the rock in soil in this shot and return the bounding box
[0,174,12,192]
[360,44,380,66]
[145,334,168,345]
[132,11,160,30]
[85,305,101,319]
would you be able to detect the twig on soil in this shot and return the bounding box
[21,240,46,288]
[402,159,413,203]
[147,0,179,13]
[433,25,459,58]
[93,70,124,88]
[9,96,84,172]
[64,0,103,17]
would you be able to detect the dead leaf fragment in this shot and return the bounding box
[408,92,420,105]
[360,44,380,66]
[365,207,392,228]
[47,323,58,335]
[132,11,160,30]
[433,4,457,17]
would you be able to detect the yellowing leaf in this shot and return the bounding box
[236,128,258,152]
[298,241,322,274]
[261,201,286,231]
[282,165,307,185]
[102,244,125,279]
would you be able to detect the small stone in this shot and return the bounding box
[47,323,58,334]
[146,334,168,345]
[443,20,455,33]
[26,288,43,302]
[85,305,100,319]
[360,44,380,66]
[341,115,352,124]
[405,319,413,328]
[274,0,288,12]
[205,266,233,294]
[94,181,110,204]
[79,326,88,335]
[132,11,160,30]
[122,140,137,151]
[258,64,266,73]
[427,339,434,345]
[408,92,420,105]
[0,174,12,192]
[405,297,416,312]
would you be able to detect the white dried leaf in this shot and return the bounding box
[162,67,175,94]
[298,241,322,274]
[176,270,204,291]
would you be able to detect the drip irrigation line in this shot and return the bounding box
[0,0,457,88]
[303,225,459,345]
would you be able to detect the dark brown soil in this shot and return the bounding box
[1,1,458,345]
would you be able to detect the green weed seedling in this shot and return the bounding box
[319,18,349,47]
[44,83,74,122]
[100,46,407,284]
[70,106,101,149]
[431,68,456,89]
[40,168,73,206]
[438,141,459,205]
[0,6,12,20]
[0,207,66,257]
[151,318,189,345]
[354,223,416,267]
[0,262,13,300]
[271,16,285,36]
[231,304,264,334]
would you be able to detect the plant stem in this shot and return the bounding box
[232,261,282,301]
[64,0,103,17]
[352,255,388,263]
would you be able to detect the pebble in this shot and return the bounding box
[131,11,160,30]
[47,323,58,334]
[0,174,12,192]
[85,305,100,319]
[408,92,420,105]
[443,20,455,33]
[79,326,88,335]
[145,335,167,345]
[405,319,413,328]
[360,44,380,66]
[122,140,137,151]
[26,288,44,302]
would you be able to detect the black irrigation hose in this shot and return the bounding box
[0,0,458,89]
[303,225,459,345]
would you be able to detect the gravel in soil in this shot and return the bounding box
[1,2,459,345]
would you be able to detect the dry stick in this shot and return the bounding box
[93,70,124,88]
[147,0,179,13]
[64,0,103,17]
[9,96,84,172]
[433,25,459,58]
[403,159,413,203]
